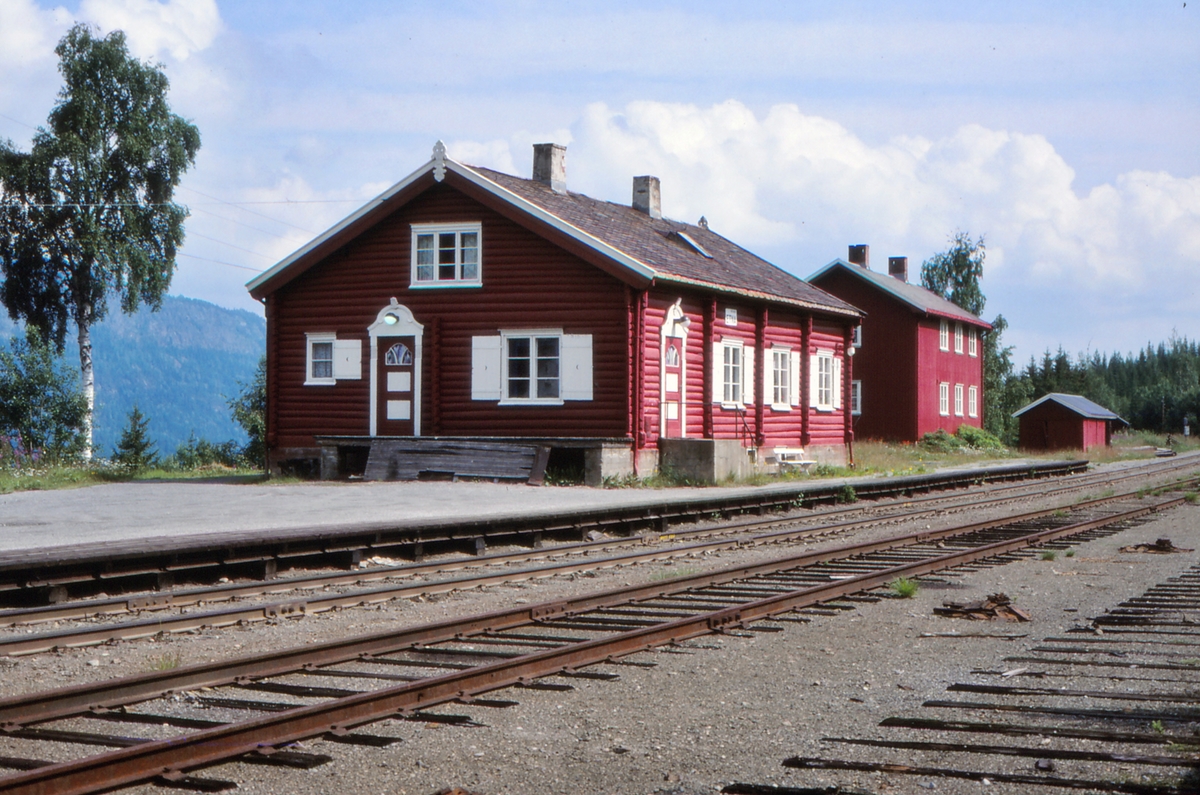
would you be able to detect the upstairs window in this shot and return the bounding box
[939,319,950,352]
[852,325,862,348]
[411,223,482,287]
[954,323,964,354]
[968,327,978,357]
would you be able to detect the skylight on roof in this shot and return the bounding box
[672,230,713,259]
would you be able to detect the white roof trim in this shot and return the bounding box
[247,151,656,294]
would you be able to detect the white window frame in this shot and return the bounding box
[306,332,337,385]
[851,380,862,416]
[939,382,950,416]
[954,323,964,354]
[771,347,791,410]
[501,329,564,406]
[816,350,835,411]
[954,383,964,417]
[968,327,978,357]
[939,319,949,352]
[722,339,743,406]
[410,222,482,288]
[852,325,862,348]
[968,385,978,418]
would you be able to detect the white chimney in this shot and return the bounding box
[532,143,567,194]
[632,175,662,219]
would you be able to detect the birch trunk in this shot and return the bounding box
[77,311,94,460]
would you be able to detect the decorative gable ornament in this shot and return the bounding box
[432,140,447,182]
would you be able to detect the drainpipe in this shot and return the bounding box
[704,298,716,438]
[755,306,767,448]
[844,323,855,468]
[801,316,812,447]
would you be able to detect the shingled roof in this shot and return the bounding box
[1013,393,1128,424]
[807,259,991,329]
[248,145,859,318]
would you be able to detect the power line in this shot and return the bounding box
[177,185,318,235]
[186,231,277,260]
[177,252,264,273]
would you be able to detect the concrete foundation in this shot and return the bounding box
[658,438,756,485]
[584,443,638,487]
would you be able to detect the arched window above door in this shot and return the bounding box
[384,342,413,366]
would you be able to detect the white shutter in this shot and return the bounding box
[743,345,754,405]
[332,339,362,379]
[808,353,819,408]
[560,334,593,400]
[763,349,774,406]
[712,341,723,403]
[471,336,503,400]
[833,356,843,409]
[789,351,801,407]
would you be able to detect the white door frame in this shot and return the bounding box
[368,298,424,437]
[659,298,691,438]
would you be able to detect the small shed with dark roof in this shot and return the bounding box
[1014,393,1128,452]
[248,143,862,483]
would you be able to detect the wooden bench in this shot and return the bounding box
[769,447,817,473]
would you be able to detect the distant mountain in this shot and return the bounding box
[1,296,265,456]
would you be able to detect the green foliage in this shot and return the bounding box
[0,24,200,450]
[0,327,88,461]
[836,484,857,503]
[955,424,1004,450]
[170,433,242,470]
[888,577,920,598]
[1012,335,1200,435]
[228,355,266,469]
[921,232,987,318]
[112,404,157,470]
[920,429,964,453]
[1040,550,1057,561]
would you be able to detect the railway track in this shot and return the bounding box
[0,478,1191,794]
[2,463,1197,657]
[726,562,1200,795]
[0,459,1100,607]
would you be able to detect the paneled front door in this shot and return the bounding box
[663,337,683,437]
[377,337,416,436]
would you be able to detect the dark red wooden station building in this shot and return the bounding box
[247,143,861,482]
[1014,393,1127,452]
[808,247,991,442]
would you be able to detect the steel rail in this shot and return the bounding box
[2,457,1187,628]
[3,473,1190,658]
[0,460,1101,604]
[0,483,1173,721]
[3,455,1192,615]
[0,497,1183,795]
[7,455,1194,624]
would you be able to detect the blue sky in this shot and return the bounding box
[1,0,1197,366]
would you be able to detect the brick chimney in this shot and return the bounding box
[633,175,662,219]
[888,256,908,282]
[848,244,869,268]
[532,143,567,194]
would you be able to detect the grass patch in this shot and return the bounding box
[1185,492,1199,504]
[650,565,702,581]
[836,484,858,504]
[1064,548,1076,557]
[1040,550,1057,561]
[888,577,920,599]
[148,649,183,672]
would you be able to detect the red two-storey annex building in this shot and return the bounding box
[247,144,862,483]
[808,247,991,442]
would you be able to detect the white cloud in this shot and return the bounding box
[0,0,70,70]
[79,0,221,61]
[533,101,1200,299]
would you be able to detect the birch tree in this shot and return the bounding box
[0,24,200,457]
